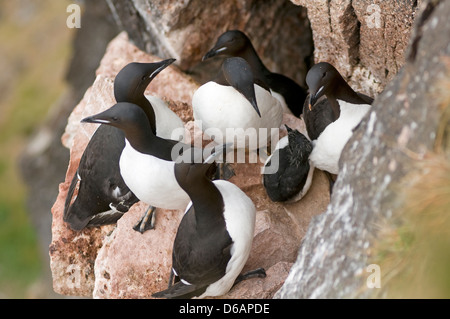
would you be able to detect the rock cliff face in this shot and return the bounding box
[105,0,314,86]
[276,0,449,299]
[292,0,421,96]
[45,0,448,299]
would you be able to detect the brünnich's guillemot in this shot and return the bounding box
[64,59,178,231]
[152,157,264,299]
[114,61,185,141]
[81,102,230,232]
[305,62,373,175]
[202,30,307,117]
[193,56,283,151]
[262,125,314,202]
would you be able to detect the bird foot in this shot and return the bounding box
[233,267,266,287]
[133,206,156,233]
[219,162,235,180]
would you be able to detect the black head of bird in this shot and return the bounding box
[81,102,152,140]
[219,57,262,117]
[174,161,215,191]
[202,30,250,61]
[114,59,176,103]
[305,62,342,110]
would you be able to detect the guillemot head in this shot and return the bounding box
[114,59,176,103]
[202,30,249,61]
[174,161,215,189]
[81,102,151,138]
[220,57,262,117]
[306,62,341,110]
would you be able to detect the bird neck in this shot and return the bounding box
[240,43,270,76]
[133,95,157,136]
[186,178,225,229]
[239,45,272,91]
[124,125,166,156]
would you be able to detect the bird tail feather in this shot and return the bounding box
[152,281,202,299]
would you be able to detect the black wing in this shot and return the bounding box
[160,205,232,298]
[63,125,138,230]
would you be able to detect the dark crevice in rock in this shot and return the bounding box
[407,0,440,62]
[346,3,361,68]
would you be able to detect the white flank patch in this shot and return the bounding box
[309,100,370,174]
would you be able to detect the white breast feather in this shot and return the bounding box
[192,82,283,149]
[309,100,370,174]
[145,95,185,141]
[270,89,292,115]
[119,140,190,210]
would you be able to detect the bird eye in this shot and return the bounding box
[112,116,118,122]
[142,75,147,81]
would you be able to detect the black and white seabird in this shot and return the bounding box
[305,62,373,175]
[114,61,185,141]
[81,102,229,231]
[262,125,314,202]
[152,158,263,299]
[193,56,283,151]
[202,30,307,117]
[63,59,179,231]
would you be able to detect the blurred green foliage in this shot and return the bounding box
[372,66,450,299]
[0,0,73,297]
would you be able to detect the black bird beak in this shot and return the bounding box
[81,109,113,125]
[309,86,324,111]
[143,58,176,82]
[202,46,227,61]
[81,115,109,125]
[249,97,262,118]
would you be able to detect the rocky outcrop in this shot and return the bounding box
[291,0,421,96]
[105,0,313,86]
[50,33,330,298]
[275,0,449,299]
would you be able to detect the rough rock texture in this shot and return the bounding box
[291,0,421,96]
[50,33,330,298]
[106,0,313,87]
[276,0,449,299]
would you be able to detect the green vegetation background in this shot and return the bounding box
[0,0,73,298]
